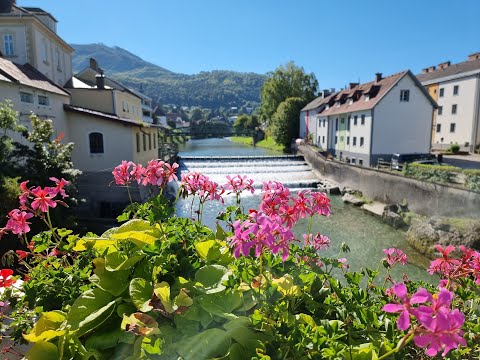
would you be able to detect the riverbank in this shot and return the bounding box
[228,136,285,152]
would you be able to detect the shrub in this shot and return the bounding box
[404,163,461,184]
[448,143,460,153]
[463,169,480,191]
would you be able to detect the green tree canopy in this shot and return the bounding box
[270,97,307,148]
[259,62,318,123]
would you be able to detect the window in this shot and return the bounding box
[136,133,140,152]
[361,115,365,125]
[318,119,321,127]
[341,118,345,125]
[347,116,351,131]
[351,158,356,165]
[450,123,456,133]
[436,124,441,133]
[360,137,364,147]
[89,132,104,154]
[148,133,152,150]
[323,119,326,127]
[335,136,338,144]
[3,34,14,56]
[153,134,156,149]
[56,47,61,70]
[20,92,33,103]
[453,85,459,95]
[340,136,344,142]
[346,136,350,145]
[42,39,48,63]
[359,159,363,166]
[122,101,126,112]
[143,133,147,151]
[400,90,410,102]
[353,137,357,146]
[38,95,49,106]
[438,106,443,115]
[322,136,325,143]
[439,88,444,97]
[452,104,457,114]
[354,115,358,125]
[335,118,338,131]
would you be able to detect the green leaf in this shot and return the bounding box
[198,292,242,320]
[122,313,160,337]
[90,258,130,296]
[67,288,116,338]
[215,224,228,241]
[173,328,231,360]
[23,311,66,343]
[195,264,229,293]
[25,341,58,360]
[195,239,233,264]
[110,219,162,247]
[85,328,136,351]
[153,281,174,313]
[130,278,153,312]
[73,237,119,253]
[105,251,145,271]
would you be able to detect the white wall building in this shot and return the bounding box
[304,71,436,167]
[417,52,480,152]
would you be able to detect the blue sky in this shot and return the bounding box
[19,0,480,89]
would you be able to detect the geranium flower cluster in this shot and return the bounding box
[0,178,69,238]
[179,172,225,203]
[228,181,331,261]
[383,283,466,357]
[0,269,14,288]
[428,245,480,285]
[223,175,255,198]
[112,159,179,188]
[383,247,408,267]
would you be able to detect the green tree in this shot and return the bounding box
[270,97,306,148]
[190,107,203,122]
[233,114,249,131]
[259,62,318,123]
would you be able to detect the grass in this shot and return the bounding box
[229,136,286,152]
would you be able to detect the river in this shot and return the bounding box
[177,138,433,283]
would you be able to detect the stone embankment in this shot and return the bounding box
[300,145,480,257]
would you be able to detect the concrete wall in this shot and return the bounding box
[299,145,480,218]
[132,127,160,165]
[0,24,28,64]
[69,88,114,114]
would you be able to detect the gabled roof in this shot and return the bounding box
[302,92,337,112]
[416,58,480,84]
[153,106,166,116]
[0,57,69,96]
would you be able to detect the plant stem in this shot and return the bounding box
[126,185,133,204]
[377,331,414,360]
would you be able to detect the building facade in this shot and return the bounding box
[417,53,480,152]
[303,71,436,167]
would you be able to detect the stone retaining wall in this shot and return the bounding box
[299,145,480,218]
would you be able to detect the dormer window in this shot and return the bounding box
[364,94,370,101]
[348,98,353,105]
[336,101,340,107]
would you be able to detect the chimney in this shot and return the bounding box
[375,73,383,82]
[428,66,436,72]
[422,68,428,74]
[438,61,451,70]
[322,89,331,97]
[95,74,105,89]
[349,82,359,89]
[89,58,99,72]
[468,52,480,61]
[0,0,15,13]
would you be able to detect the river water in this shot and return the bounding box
[177,138,433,283]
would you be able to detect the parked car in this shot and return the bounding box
[391,153,435,171]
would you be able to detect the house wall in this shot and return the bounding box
[0,81,70,141]
[0,24,28,64]
[132,127,160,165]
[299,109,320,140]
[433,75,479,150]
[372,74,433,158]
[67,112,134,172]
[426,83,439,144]
[114,91,143,122]
[69,88,115,114]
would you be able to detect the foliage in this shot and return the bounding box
[228,137,285,152]
[233,115,259,132]
[403,163,461,184]
[258,61,318,123]
[1,165,479,359]
[72,44,265,110]
[447,144,460,154]
[463,169,480,191]
[270,97,306,148]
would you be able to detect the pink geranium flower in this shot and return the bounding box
[112,160,134,185]
[383,248,408,267]
[49,177,70,198]
[30,186,57,212]
[382,283,431,331]
[6,209,34,235]
[303,233,331,251]
[427,245,461,276]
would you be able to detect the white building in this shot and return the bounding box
[0,2,73,86]
[304,71,436,167]
[300,89,335,142]
[417,52,480,153]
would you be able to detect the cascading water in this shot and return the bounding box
[175,138,433,282]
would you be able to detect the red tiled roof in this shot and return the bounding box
[0,57,70,96]
[417,58,480,83]
[319,71,408,116]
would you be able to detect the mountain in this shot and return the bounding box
[71,43,266,110]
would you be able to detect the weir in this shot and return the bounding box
[178,155,320,189]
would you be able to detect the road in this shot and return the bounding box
[441,154,480,169]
